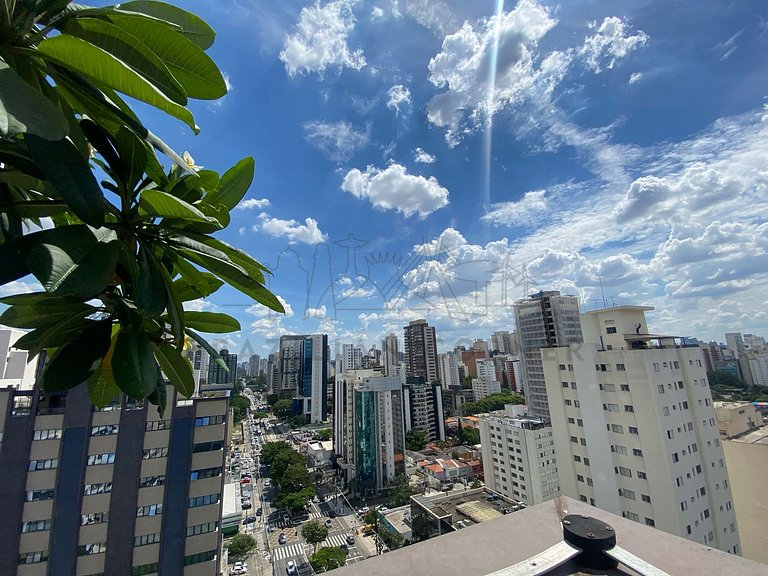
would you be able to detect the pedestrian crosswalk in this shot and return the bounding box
[271,543,306,561]
[308,511,324,519]
[323,533,352,548]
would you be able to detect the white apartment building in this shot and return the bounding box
[479,405,560,504]
[0,327,38,390]
[472,358,502,400]
[542,306,740,555]
[438,352,461,390]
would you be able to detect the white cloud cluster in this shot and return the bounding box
[400,0,458,37]
[305,305,327,319]
[303,120,370,162]
[340,286,377,299]
[413,147,436,164]
[341,163,449,218]
[237,198,271,210]
[578,17,648,73]
[280,0,366,76]
[255,213,328,244]
[386,84,412,117]
[481,189,547,228]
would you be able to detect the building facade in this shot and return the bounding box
[472,359,502,400]
[514,291,583,419]
[404,320,438,383]
[479,405,560,505]
[403,376,445,442]
[0,383,228,576]
[202,349,237,391]
[491,331,517,355]
[437,353,461,390]
[278,334,329,423]
[542,306,740,555]
[382,334,400,378]
[0,327,40,390]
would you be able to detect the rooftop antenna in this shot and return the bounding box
[608,296,617,307]
[598,276,607,309]
[590,298,603,311]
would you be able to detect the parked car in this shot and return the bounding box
[241,502,252,510]
[243,516,257,524]
[324,519,333,528]
[346,534,355,545]
[240,478,251,484]
[357,507,369,515]
[286,560,297,575]
[328,510,337,518]
[278,532,286,545]
[378,505,389,512]
[256,508,263,516]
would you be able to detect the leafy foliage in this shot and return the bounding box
[0,1,283,414]
[230,394,251,424]
[301,520,329,552]
[315,428,332,441]
[378,527,404,550]
[707,370,746,388]
[309,546,347,572]
[272,398,293,419]
[226,533,256,558]
[459,393,525,415]
[404,428,427,451]
[261,441,315,512]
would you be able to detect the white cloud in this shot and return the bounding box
[341,163,449,218]
[578,17,648,73]
[247,295,294,318]
[337,275,353,286]
[413,148,436,164]
[237,198,271,210]
[183,299,215,312]
[280,0,366,76]
[340,286,377,299]
[414,227,467,255]
[358,312,379,330]
[0,279,42,298]
[222,71,233,92]
[303,120,370,162]
[401,0,458,37]
[255,213,328,244]
[628,72,643,84]
[371,6,384,20]
[482,189,548,227]
[306,305,327,319]
[386,84,411,117]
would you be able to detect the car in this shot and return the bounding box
[357,507,369,515]
[243,515,257,524]
[241,502,252,510]
[256,508,263,516]
[286,560,297,575]
[324,519,333,528]
[278,532,286,545]
[241,473,251,479]
[328,510,337,518]
[378,505,389,512]
[267,524,275,532]
[240,478,251,484]
[346,534,355,545]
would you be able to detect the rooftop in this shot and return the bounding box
[333,497,766,576]
[727,425,768,446]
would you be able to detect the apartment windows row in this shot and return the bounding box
[18,550,47,565]
[78,542,107,556]
[184,550,216,566]
[190,467,222,480]
[91,424,118,436]
[26,489,54,502]
[22,519,51,533]
[33,428,62,441]
[28,458,58,471]
[607,423,638,434]
[142,447,168,460]
[146,420,171,431]
[137,504,162,517]
[573,455,591,466]
[84,482,112,495]
[135,533,161,547]
[139,475,165,488]
[186,521,218,536]
[82,512,108,525]
[87,453,115,466]
[188,493,219,508]
[194,415,225,427]
[193,441,224,453]
[132,562,158,576]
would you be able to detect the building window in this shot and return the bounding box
[193,441,223,453]
[633,448,643,457]
[87,453,115,466]
[638,471,647,479]
[145,420,171,431]
[194,415,225,427]
[606,327,617,334]
[620,384,630,391]
[616,363,626,371]
[610,424,624,433]
[26,489,54,502]
[620,489,636,500]
[611,445,628,455]
[562,381,569,388]
[603,403,619,413]
[139,475,165,488]
[81,512,108,525]
[617,466,632,477]
[623,511,639,522]
[642,494,651,503]
[18,551,48,565]
[600,383,616,392]
[22,520,52,533]
[645,518,655,527]
[183,550,216,566]
[28,458,58,471]
[33,429,62,441]
[142,447,168,460]
[83,482,112,495]
[136,504,163,517]
[91,424,119,436]
[188,494,220,508]
[134,533,161,547]
[131,563,159,576]
[187,522,218,536]
[78,543,107,556]
[190,467,222,480]
[624,405,635,413]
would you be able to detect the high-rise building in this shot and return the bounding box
[404,320,438,383]
[382,333,400,378]
[459,349,487,378]
[403,376,445,442]
[202,348,237,391]
[340,343,363,373]
[542,306,740,555]
[437,352,461,390]
[333,370,405,493]
[472,339,488,354]
[491,331,517,355]
[472,359,501,400]
[0,327,39,390]
[725,333,746,356]
[247,353,260,377]
[479,404,559,504]
[0,382,228,576]
[514,290,583,419]
[278,334,329,423]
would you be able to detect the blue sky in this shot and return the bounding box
[8,0,768,357]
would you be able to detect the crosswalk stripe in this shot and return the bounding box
[323,533,351,547]
[270,543,305,561]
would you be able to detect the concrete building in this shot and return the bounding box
[278,334,329,423]
[725,333,746,356]
[340,343,363,373]
[403,376,445,442]
[0,327,39,390]
[459,349,487,378]
[715,402,761,439]
[542,306,740,555]
[202,348,237,391]
[334,370,405,493]
[382,333,400,378]
[404,320,438,383]
[437,352,461,390]
[479,405,560,505]
[514,291,583,419]
[247,354,260,378]
[491,331,516,355]
[472,359,502,400]
[0,382,229,576]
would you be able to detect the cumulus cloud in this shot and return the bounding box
[413,148,436,164]
[414,228,467,255]
[340,286,377,299]
[401,0,459,37]
[183,299,216,312]
[341,163,449,218]
[628,72,643,84]
[358,312,379,330]
[578,17,648,73]
[280,0,366,76]
[306,305,327,319]
[255,213,328,244]
[237,198,271,210]
[303,120,370,162]
[482,189,548,227]
[386,84,411,117]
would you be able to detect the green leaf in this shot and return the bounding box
[151,340,194,397]
[12,315,96,359]
[139,188,209,221]
[0,236,31,284]
[203,157,254,212]
[111,328,159,399]
[42,318,113,393]
[188,233,269,284]
[185,328,227,371]
[173,274,223,302]
[63,17,187,105]
[27,225,120,297]
[0,60,69,140]
[116,1,216,49]
[135,244,167,316]
[105,11,225,99]
[114,125,164,193]
[86,330,120,408]
[147,373,167,416]
[154,251,185,349]
[38,35,198,132]
[178,311,240,333]
[25,135,105,227]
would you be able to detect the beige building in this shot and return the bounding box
[543,306,740,555]
[715,402,762,439]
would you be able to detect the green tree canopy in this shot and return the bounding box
[226,533,256,558]
[230,394,251,423]
[0,1,283,414]
[379,528,404,550]
[301,520,329,552]
[309,546,347,572]
[460,393,525,415]
[315,428,332,441]
[707,370,746,388]
[273,399,293,419]
[405,428,427,451]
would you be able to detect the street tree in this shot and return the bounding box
[0,1,284,414]
[272,399,293,419]
[301,520,329,552]
[405,428,427,451]
[226,533,256,558]
[309,546,347,572]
